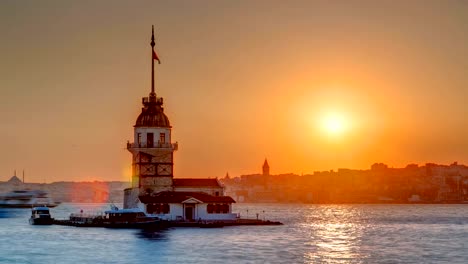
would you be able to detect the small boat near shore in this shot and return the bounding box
[102,207,162,228]
[29,206,53,225]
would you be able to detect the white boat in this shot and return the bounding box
[0,190,60,208]
[29,206,53,225]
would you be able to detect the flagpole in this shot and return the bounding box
[151,25,155,96]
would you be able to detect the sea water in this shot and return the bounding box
[1,203,468,263]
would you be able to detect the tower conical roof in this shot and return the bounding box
[135,96,171,127]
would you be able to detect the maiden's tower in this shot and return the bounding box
[123,27,236,221]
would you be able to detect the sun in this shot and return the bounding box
[320,113,347,136]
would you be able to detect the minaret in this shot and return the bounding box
[124,26,178,208]
[263,159,270,176]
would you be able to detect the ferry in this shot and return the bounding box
[0,190,60,208]
[29,206,53,225]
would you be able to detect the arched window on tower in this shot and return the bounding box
[137,133,142,147]
[147,133,154,148]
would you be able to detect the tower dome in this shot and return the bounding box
[135,95,171,127]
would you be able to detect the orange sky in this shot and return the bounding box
[1,1,467,182]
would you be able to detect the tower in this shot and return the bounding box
[126,26,178,197]
[262,159,269,176]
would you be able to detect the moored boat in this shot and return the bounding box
[102,206,162,228]
[29,206,53,225]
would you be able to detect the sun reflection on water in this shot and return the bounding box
[303,205,369,263]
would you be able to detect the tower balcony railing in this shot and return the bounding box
[127,142,178,150]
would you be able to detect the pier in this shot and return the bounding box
[52,218,282,228]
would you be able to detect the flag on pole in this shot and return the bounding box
[153,50,161,64]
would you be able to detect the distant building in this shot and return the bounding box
[123,27,236,221]
[221,160,468,204]
[263,159,270,176]
[7,175,22,185]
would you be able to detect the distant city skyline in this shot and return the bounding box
[2,160,466,184]
[1,1,467,182]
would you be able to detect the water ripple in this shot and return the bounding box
[1,203,468,263]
